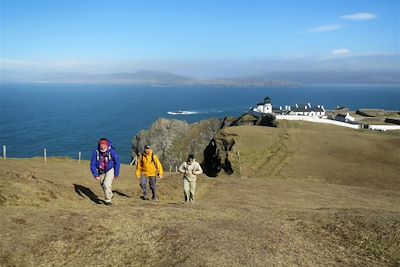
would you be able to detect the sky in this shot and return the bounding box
[1,0,399,78]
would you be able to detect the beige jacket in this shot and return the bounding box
[178,160,203,181]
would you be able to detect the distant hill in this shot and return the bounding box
[255,71,400,84]
[0,69,301,87]
[1,69,399,86]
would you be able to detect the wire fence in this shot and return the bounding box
[1,145,181,172]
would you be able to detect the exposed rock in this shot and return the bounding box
[230,113,258,126]
[230,113,278,127]
[132,113,278,177]
[385,118,400,125]
[257,113,279,127]
[203,131,238,177]
[132,118,222,168]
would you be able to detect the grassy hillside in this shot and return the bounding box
[1,121,399,266]
[224,121,400,191]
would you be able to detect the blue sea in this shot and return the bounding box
[1,83,399,163]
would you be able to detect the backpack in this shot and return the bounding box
[139,152,156,166]
[96,147,113,162]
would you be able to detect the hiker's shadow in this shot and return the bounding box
[113,190,131,198]
[73,184,104,204]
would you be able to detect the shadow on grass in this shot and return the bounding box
[73,184,104,204]
[112,190,131,198]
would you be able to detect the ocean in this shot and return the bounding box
[1,83,399,163]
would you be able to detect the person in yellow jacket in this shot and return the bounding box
[135,144,163,201]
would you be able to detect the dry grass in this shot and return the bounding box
[1,121,399,266]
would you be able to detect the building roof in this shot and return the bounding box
[291,106,324,112]
[264,97,272,104]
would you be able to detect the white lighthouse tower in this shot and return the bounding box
[262,97,272,113]
[250,96,274,117]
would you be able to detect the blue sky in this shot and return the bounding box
[1,0,399,77]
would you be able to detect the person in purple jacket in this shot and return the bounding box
[90,138,120,206]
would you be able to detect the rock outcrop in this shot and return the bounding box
[132,113,278,176]
[132,118,222,169]
[230,113,278,127]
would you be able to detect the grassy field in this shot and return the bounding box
[1,121,399,266]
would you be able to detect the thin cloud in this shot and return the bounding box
[305,24,344,33]
[1,59,94,71]
[331,48,350,55]
[319,51,398,61]
[341,12,377,20]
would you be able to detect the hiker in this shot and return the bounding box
[178,154,203,204]
[90,138,120,205]
[135,144,163,201]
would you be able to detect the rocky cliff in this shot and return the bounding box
[131,113,278,177]
[132,118,222,170]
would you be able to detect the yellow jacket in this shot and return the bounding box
[135,150,163,178]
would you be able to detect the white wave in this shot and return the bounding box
[167,110,199,115]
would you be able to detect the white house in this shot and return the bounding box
[289,103,326,117]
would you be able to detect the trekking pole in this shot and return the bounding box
[44,148,47,162]
[2,145,6,160]
[130,156,137,166]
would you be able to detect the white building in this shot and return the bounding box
[288,103,326,117]
[249,97,326,118]
[253,97,273,114]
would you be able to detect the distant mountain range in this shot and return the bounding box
[1,69,399,86]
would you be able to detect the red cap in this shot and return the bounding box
[99,140,108,146]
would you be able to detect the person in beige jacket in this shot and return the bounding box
[178,154,203,204]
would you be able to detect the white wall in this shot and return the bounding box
[276,115,361,129]
[369,125,400,131]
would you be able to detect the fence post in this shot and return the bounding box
[78,152,81,164]
[44,148,47,162]
[237,150,241,176]
[2,145,6,160]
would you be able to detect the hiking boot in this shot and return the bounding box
[152,198,158,202]
[141,196,149,201]
[104,202,112,206]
